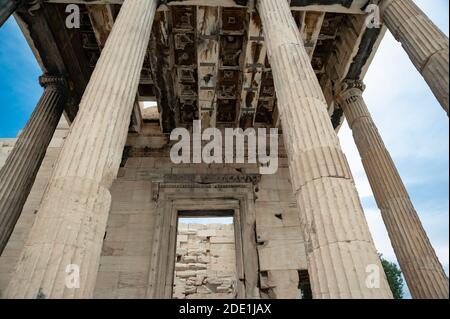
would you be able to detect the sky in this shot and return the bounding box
[0,1,448,298]
[179,217,234,225]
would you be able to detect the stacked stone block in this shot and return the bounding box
[256,166,307,299]
[173,223,237,299]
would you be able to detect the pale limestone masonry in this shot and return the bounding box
[0,123,310,300]
[4,0,158,299]
[0,140,15,168]
[258,0,392,299]
[91,125,307,299]
[381,0,449,115]
[0,121,308,298]
[173,224,237,299]
[0,117,69,296]
[338,81,449,299]
[0,75,66,255]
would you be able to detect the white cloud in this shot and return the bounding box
[143,101,158,109]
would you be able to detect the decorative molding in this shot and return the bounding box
[342,79,366,93]
[162,173,261,185]
[151,174,260,202]
[160,183,252,189]
[147,188,259,298]
[335,79,366,106]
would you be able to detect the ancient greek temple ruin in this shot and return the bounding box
[0,0,448,299]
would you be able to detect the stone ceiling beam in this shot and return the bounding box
[130,99,143,133]
[86,3,115,49]
[86,3,143,132]
[319,14,386,131]
[197,6,220,128]
[148,10,177,132]
[239,10,266,129]
[13,6,82,121]
[43,0,368,14]
[22,1,385,132]
[172,6,198,128]
[300,11,326,59]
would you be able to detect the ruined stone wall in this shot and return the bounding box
[173,223,237,299]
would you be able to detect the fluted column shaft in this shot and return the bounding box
[5,0,158,299]
[381,0,449,115]
[257,0,392,299]
[0,75,66,255]
[0,0,22,27]
[338,81,449,299]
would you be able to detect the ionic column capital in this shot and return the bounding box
[335,80,366,106]
[341,80,366,94]
[335,80,371,130]
[38,74,67,91]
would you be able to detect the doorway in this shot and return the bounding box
[146,191,259,299]
[173,213,237,299]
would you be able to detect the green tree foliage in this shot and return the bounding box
[380,254,404,299]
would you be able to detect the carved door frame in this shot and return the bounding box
[145,181,260,299]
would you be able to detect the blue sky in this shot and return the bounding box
[0,1,448,298]
[0,18,42,138]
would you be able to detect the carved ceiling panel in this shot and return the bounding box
[38,2,379,133]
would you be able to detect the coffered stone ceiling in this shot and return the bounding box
[14,0,384,132]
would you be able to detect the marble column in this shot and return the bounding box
[338,80,449,299]
[380,0,449,115]
[0,75,66,256]
[5,0,158,299]
[0,0,21,27]
[257,0,392,299]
